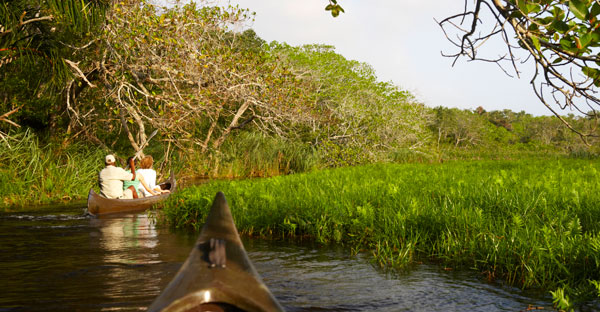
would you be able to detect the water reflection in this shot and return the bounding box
[0,207,196,311]
[97,214,159,264]
[0,207,590,311]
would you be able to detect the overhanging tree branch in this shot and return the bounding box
[438,0,600,142]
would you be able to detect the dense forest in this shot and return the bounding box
[1,0,599,205]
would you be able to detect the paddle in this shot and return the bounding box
[132,129,169,194]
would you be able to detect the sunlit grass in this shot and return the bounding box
[0,130,105,208]
[160,159,600,307]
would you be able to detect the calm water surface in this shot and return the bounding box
[0,204,562,311]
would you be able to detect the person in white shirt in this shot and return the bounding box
[98,154,137,199]
[137,155,170,197]
[123,156,160,198]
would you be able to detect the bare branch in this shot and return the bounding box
[439,0,600,139]
[65,59,97,88]
[0,105,24,128]
[0,13,53,37]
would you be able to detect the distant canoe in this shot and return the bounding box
[87,171,176,216]
[147,191,284,312]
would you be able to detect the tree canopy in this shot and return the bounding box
[2,0,599,166]
[0,0,108,136]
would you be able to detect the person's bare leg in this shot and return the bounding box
[128,186,139,199]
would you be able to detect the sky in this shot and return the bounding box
[207,0,565,116]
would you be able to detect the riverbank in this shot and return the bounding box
[158,159,600,310]
[2,124,595,209]
[0,131,105,208]
[0,130,318,209]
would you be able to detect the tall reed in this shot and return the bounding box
[0,130,105,207]
[160,159,600,307]
[187,132,318,178]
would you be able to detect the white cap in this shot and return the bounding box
[105,154,115,163]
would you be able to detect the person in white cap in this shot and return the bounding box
[98,154,138,199]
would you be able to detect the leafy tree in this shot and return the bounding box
[429,105,600,157]
[431,107,486,147]
[272,43,432,164]
[69,1,317,159]
[438,0,600,140]
[0,0,108,137]
[324,0,344,17]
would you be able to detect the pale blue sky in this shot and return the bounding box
[205,1,571,116]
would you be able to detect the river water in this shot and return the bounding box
[0,204,559,311]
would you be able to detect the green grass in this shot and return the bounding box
[0,130,106,208]
[160,159,600,308]
[185,131,318,178]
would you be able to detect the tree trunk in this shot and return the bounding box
[212,101,250,150]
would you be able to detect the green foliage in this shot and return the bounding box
[5,0,598,174]
[70,0,321,159]
[0,0,107,84]
[0,130,105,208]
[161,159,600,306]
[3,0,600,214]
[436,0,600,125]
[430,107,486,147]
[324,0,344,17]
[270,43,432,165]
[0,0,108,135]
[0,64,56,131]
[551,287,574,311]
[388,148,433,163]
[428,106,600,159]
[319,139,370,167]
[188,131,318,178]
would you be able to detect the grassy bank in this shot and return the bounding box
[0,127,584,209]
[0,130,319,209]
[0,131,106,208]
[159,159,600,309]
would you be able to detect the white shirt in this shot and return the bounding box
[137,168,157,196]
[98,165,134,199]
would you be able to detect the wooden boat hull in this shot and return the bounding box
[147,192,284,312]
[87,172,175,216]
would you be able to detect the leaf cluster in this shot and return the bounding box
[324,0,345,17]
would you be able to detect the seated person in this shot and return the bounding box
[98,154,136,199]
[137,155,170,197]
[123,156,160,198]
